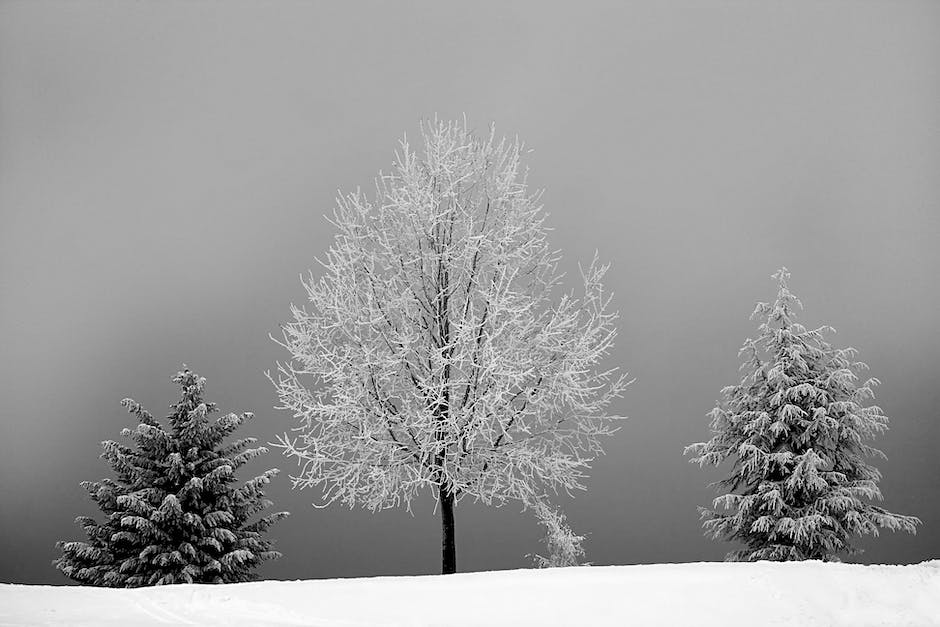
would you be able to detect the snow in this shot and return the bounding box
[2,561,939,626]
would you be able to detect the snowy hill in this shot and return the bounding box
[3,561,939,626]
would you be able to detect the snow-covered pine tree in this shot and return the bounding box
[55,368,288,586]
[685,268,920,561]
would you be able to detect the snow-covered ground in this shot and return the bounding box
[2,561,939,626]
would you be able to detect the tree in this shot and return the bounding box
[530,501,589,568]
[55,368,288,586]
[685,268,920,561]
[270,118,628,574]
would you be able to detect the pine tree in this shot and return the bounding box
[685,268,920,561]
[55,368,289,586]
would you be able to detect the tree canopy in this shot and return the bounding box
[271,119,628,572]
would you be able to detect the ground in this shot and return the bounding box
[2,561,939,626]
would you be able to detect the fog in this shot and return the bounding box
[1,1,938,583]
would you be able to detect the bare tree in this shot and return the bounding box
[270,118,629,574]
[530,501,589,568]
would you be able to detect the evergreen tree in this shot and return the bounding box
[55,368,288,586]
[685,268,920,561]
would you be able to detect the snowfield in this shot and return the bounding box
[2,561,939,626]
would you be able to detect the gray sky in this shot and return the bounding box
[1,1,938,584]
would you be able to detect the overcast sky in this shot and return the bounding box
[1,1,938,584]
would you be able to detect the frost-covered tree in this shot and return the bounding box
[55,368,288,586]
[270,118,628,574]
[685,268,920,561]
[530,501,588,568]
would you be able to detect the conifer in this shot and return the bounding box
[55,368,288,586]
[686,269,919,561]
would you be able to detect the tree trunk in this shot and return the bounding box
[439,486,456,574]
